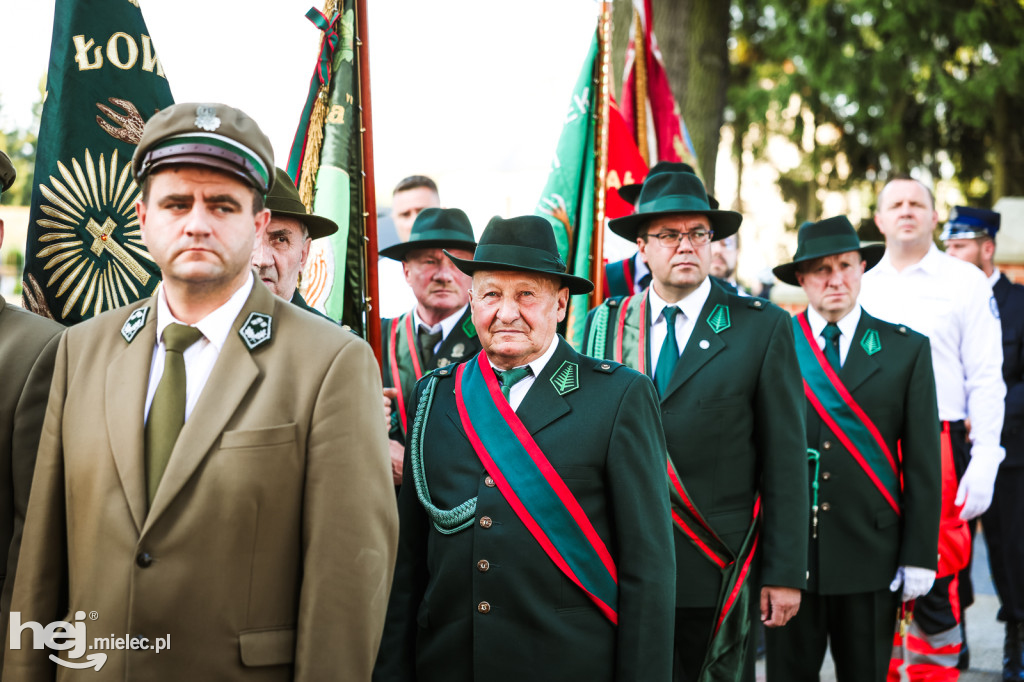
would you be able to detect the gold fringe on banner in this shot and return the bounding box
[633,8,649,166]
[298,0,341,211]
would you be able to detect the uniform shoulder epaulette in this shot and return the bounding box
[605,296,625,309]
[430,365,456,379]
[592,359,621,374]
[894,324,909,336]
[746,297,768,310]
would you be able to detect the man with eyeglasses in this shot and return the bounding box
[584,170,808,682]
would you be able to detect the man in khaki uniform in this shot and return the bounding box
[4,103,398,680]
[0,151,64,652]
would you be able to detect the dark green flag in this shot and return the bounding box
[287,0,367,335]
[22,0,173,324]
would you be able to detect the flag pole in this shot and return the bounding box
[356,0,382,364]
[591,1,612,308]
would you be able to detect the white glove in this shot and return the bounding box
[889,566,937,602]
[955,455,1000,520]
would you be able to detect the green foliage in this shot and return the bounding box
[728,0,1024,215]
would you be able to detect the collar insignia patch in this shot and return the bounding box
[860,328,881,356]
[451,342,466,359]
[550,361,579,396]
[462,316,477,338]
[239,312,272,350]
[194,105,221,131]
[707,304,731,334]
[121,307,149,343]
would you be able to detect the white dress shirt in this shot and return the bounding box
[377,258,417,319]
[413,304,468,354]
[484,335,559,412]
[859,244,1005,464]
[633,256,650,291]
[989,268,1002,288]
[648,276,712,371]
[805,304,861,367]
[145,273,254,422]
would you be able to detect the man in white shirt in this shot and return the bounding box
[859,176,1005,672]
[5,103,398,680]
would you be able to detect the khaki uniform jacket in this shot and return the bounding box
[0,297,63,642]
[4,283,398,681]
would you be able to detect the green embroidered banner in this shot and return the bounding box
[22,0,174,323]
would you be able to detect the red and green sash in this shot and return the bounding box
[387,312,424,437]
[668,458,762,678]
[793,313,901,514]
[454,354,619,624]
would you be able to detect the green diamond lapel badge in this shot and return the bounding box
[707,304,731,334]
[462,316,477,338]
[550,361,579,396]
[860,328,881,356]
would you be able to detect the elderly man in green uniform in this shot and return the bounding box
[0,151,64,656]
[374,215,676,682]
[5,103,397,680]
[765,216,942,682]
[583,170,808,682]
[250,166,337,319]
[379,208,481,485]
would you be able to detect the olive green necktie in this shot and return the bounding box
[654,306,681,395]
[418,326,443,366]
[494,367,533,401]
[146,323,204,504]
[821,322,842,371]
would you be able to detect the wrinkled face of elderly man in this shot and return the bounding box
[469,270,568,371]
[251,215,310,300]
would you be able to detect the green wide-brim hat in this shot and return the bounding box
[0,150,15,193]
[618,161,720,209]
[265,167,338,240]
[379,207,478,260]
[772,216,886,286]
[445,215,594,295]
[609,171,741,242]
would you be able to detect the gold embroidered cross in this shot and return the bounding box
[85,216,151,285]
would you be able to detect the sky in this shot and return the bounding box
[0,0,604,233]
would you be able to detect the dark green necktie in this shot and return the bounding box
[146,323,204,504]
[822,322,842,371]
[654,306,681,395]
[495,367,533,401]
[418,326,443,366]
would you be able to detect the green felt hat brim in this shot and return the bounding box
[266,203,338,240]
[380,234,479,261]
[609,206,742,243]
[773,243,886,286]
[444,245,594,295]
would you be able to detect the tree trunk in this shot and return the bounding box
[655,0,730,192]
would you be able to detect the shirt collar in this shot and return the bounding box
[155,272,254,351]
[648,276,712,324]
[989,268,1001,288]
[806,303,861,341]
[413,304,468,339]
[875,243,944,275]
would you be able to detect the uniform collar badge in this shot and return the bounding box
[194,105,221,132]
[860,328,881,356]
[461,316,477,338]
[550,361,579,396]
[239,312,272,350]
[706,304,731,334]
[121,307,149,343]
[451,342,465,359]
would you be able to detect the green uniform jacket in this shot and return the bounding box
[374,338,676,682]
[0,297,63,648]
[289,289,335,323]
[584,283,809,607]
[380,307,481,442]
[800,308,941,594]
